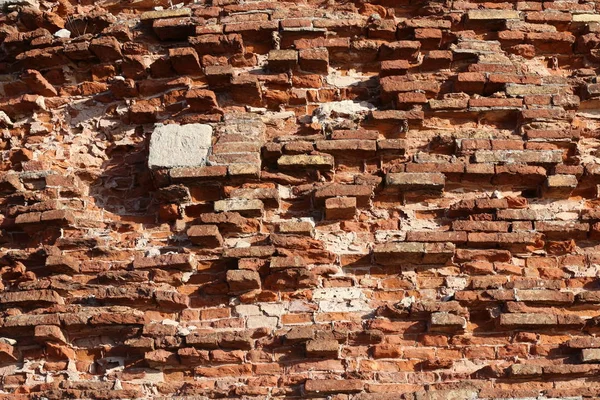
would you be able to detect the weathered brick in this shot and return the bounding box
[499,313,557,326]
[34,325,67,343]
[534,221,589,239]
[474,150,563,164]
[455,72,486,93]
[45,255,80,275]
[155,290,189,309]
[185,89,219,112]
[306,339,339,358]
[187,225,223,247]
[406,231,467,243]
[299,48,329,73]
[89,36,122,62]
[314,184,373,207]
[268,49,298,72]
[374,242,455,265]
[543,174,578,198]
[429,312,466,332]
[515,289,574,304]
[223,246,275,259]
[305,379,363,394]
[0,2,597,396]
[452,221,510,232]
[231,75,262,105]
[0,343,17,363]
[214,198,264,218]
[170,166,228,181]
[469,98,523,108]
[42,210,75,225]
[0,290,64,306]
[226,270,261,292]
[325,196,356,220]
[467,10,520,21]
[467,232,543,246]
[316,139,376,153]
[140,8,191,21]
[582,348,600,363]
[153,17,196,41]
[386,172,445,191]
[278,154,334,170]
[279,221,315,237]
[379,41,421,61]
[133,254,196,271]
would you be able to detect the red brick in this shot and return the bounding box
[306,339,339,358]
[305,379,364,394]
[187,225,223,247]
[455,72,486,93]
[226,270,261,292]
[469,98,523,108]
[21,69,57,97]
[325,197,356,220]
[299,48,329,73]
[185,88,219,112]
[169,47,202,75]
[89,36,122,62]
[153,17,196,41]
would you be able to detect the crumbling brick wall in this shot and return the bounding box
[1,0,600,398]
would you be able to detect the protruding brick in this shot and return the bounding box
[582,348,600,363]
[0,290,64,306]
[474,150,563,164]
[185,89,219,112]
[299,48,329,73]
[21,69,57,97]
[140,8,191,21]
[133,253,196,271]
[34,325,67,344]
[543,174,578,198]
[89,36,122,62]
[270,256,306,269]
[169,47,202,75]
[226,270,261,292]
[214,198,264,218]
[0,343,17,363]
[374,242,455,265]
[187,225,223,247]
[386,172,445,192]
[278,154,334,170]
[305,339,339,358]
[45,255,80,275]
[155,290,190,309]
[325,197,356,220]
[268,50,298,72]
[305,379,364,394]
[153,17,196,41]
[279,221,315,237]
[499,313,557,327]
[429,312,466,332]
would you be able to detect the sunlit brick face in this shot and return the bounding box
[2,0,600,398]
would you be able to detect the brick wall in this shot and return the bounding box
[1,0,600,398]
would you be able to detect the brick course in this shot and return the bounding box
[0,0,600,399]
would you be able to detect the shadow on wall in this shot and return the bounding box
[87,125,158,220]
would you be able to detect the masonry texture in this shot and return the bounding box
[2,0,600,399]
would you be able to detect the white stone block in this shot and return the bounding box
[247,315,278,329]
[261,303,285,316]
[148,123,212,169]
[319,299,370,313]
[312,288,364,301]
[235,305,261,316]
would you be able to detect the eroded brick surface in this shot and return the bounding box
[2,0,600,399]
